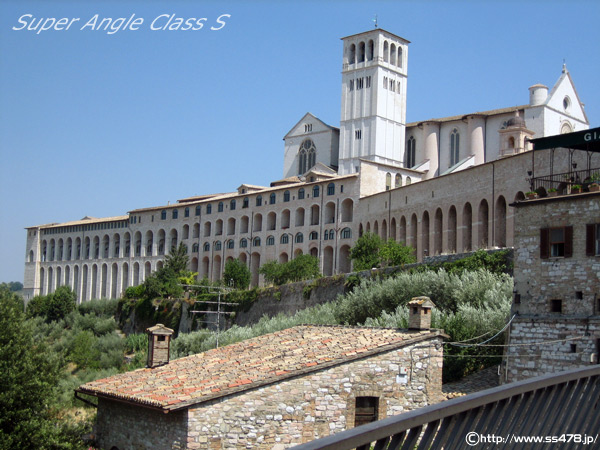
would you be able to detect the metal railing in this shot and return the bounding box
[292,366,600,450]
[530,168,600,193]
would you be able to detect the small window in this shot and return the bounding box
[218,202,224,213]
[355,397,379,427]
[266,236,275,246]
[295,233,304,244]
[450,128,460,166]
[206,204,212,214]
[192,243,199,252]
[386,173,391,191]
[298,188,305,200]
[227,240,234,249]
[172,209,178,219]
[215,241,222,251]
[310,231,318,240]
[281,234,289,244]
[253,237,261,247]
[313,186,320,198]
[270,193,276,205]
[203,242,210,252]
[329,230,334,240]
[355,129,362,140]
[184,207,190,218]
[570,343,577,353]
[243,198,249,208]
[550,299,562,313]
[161,210,167,220]
[284,190,290,202]
[341,228,352,239]
[327,183,335,195]
[195,205,201,216]
[256,196,262,207]
[586,224,600,256]
[230,200,236,211]
[541,227,573,259]
[157,335,166,342]
[240,238,248,248]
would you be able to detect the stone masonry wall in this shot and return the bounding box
[96,398,188,450]
[506,193,600,383]
[186,338,443,449]
[505,318,600,383]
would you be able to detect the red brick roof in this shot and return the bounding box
[77,325,442,411]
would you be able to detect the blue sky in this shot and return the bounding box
[1,0,599,283]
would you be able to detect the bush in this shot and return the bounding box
[78,297,119,317]
[259,255,321,286]
[223,259,251,290]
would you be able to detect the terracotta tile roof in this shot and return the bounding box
[77,325,442,411]
[30,215,129,229]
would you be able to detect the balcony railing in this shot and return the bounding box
[530,168,600,194]
[292,366,600,450]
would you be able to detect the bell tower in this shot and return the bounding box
[338,29,409,175]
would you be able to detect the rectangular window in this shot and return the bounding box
[586,224,600,256]
[354,397,378,427]
[349,79,354,91]
[366,76,371,88]
[550,299,562,313]
[540,226,573,259]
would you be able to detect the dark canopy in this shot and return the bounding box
[531,127,600,152]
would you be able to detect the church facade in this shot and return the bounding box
[23,28,590,302]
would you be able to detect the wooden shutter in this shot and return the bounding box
[564,226,573,258]
[540,228,549,259]
[586,224,596,256]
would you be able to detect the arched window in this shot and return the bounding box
[295,233,304,244]
[386,173,392,191]
[383,40,389,63]
[397,46,403,68]
[390,43,396,65]
[327,183,335,195]
[227,239,235,249]
[253,237,261,247]
[309,231,318,240]
[349,43,356,64]
[206,204,212,214]
[450,128,460,166]
[281,234,289,244]
[313,185,320,198]
[341,228,352,239]
[161,210,167,220]
[243,198,249,208]
[329,230,335,240]
[184,207,190,218]
[230,199,236,210]
[172,209,178,219]
[203,242,210,252]
[266,236,275,246]
[395,174,402,188]
[406,136,416,168]
[240,238,248,248]
[298,139,316,174]
[358,41,365,63]
[298,188,305,200]
[324,230,329,240]
[406,176,412,185]
[284,190,290,202]
[195,205,201,216]
[218,202,224,213]
[256,195,262,207]
[192,243,199,252]
[367,40,374,61]
[269,193,276,205]
[215,241,222,251]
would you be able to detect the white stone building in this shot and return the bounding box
[23,27,591,302]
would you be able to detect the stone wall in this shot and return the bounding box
[186,337,443,449]
[96,398,188,450]
[505,318,600,383]
[506,193,600,383]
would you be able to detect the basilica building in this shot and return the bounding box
[23,28,590,302]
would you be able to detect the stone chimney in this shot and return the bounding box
[408,296,435,330]
[146,324,174,368]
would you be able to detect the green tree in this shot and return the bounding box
[165,242,189,274]
[286,254,320,282]
[223,259,251,289]
[46,285,77,322]
[259,260,286,286]
[0,289,64,449]
[380,239,416,267]
[350,232,384,270]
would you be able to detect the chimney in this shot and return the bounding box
[146,324,174,368]
[408,296,435,330]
